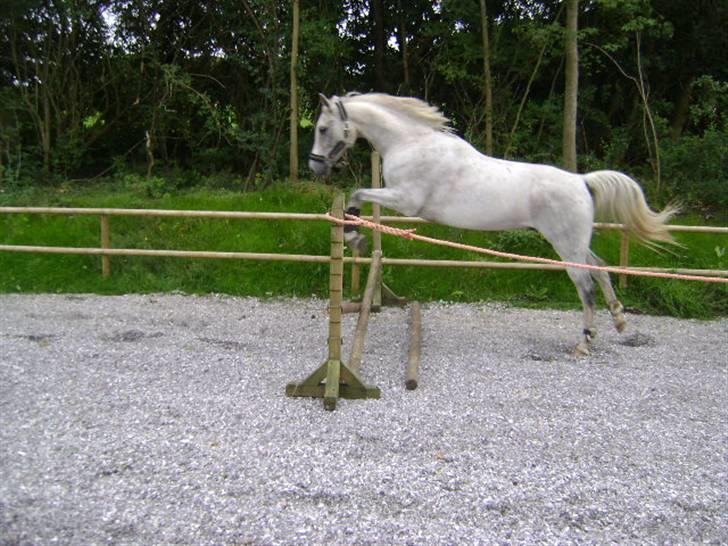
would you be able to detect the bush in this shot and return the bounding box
[661,125,728,210]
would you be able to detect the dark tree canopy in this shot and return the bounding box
[1,0,726,206]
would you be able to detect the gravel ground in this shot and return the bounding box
[0,293,726,545]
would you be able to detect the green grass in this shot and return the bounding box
[1,179,726,318]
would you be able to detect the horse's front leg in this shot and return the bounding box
[345,188,421,252]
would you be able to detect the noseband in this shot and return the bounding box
[309,101,351,166]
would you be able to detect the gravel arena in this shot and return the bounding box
[1,293,726,545]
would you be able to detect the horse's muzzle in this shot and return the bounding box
[308,155,332,177]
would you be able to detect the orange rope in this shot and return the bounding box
[325,213,728,284]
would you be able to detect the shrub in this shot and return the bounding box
[661,125,728,210]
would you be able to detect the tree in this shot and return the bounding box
[562,0,579,172]
[396,0,411,93]
[371,0,387,91]
[290,0,300,181]
[4,0,112,177]
[0,0,723,209]
[479,0,493,155]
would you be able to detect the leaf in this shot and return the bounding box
[82,111,104,129]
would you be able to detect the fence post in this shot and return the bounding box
[371,151,383,308]
[351,249,361,296]
[100,215,111,278]
[619,228,630,289]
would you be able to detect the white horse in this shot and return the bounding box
[308,92,678,355]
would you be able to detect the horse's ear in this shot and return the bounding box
[319,93,332,111]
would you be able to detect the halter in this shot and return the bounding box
[308,100,351,167]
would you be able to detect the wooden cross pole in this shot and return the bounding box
[285,193,380,410]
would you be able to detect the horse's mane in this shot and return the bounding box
[343,92,453,133]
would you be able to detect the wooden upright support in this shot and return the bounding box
[349,250,382,374]
[619,229,630,289]
[100,215,111,278]
[405,302,422,390]
[371,151,383,308]
[286,193,380,410]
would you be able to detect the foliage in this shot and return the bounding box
[661,125,728,210]
[0,0,726,206]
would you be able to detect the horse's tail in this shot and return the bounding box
[584,170,679,248]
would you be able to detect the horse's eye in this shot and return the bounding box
[319,127,328,135]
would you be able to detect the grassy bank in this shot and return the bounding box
[1,180,726,318]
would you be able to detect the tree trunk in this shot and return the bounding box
[371,0,387,92]
[562,0,579,172]
[397,0,410,93]
[669,79,693,141]
[289,0,300,182]
[41,84,52,175]
[145,129,155,177]
[479,0,494,155]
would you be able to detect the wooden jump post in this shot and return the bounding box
[285,193,380,410]
[348,250,382,374]
[406,302,422,390]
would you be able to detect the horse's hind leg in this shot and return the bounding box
[588,251,627,333]
[566,267,598,356]
[539,218,597,356]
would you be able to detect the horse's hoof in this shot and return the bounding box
[574,342,591,357]
[610,302,627,333]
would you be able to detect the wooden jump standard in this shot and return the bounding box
[285,193,381,410]
[286,154,422,409]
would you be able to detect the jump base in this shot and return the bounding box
[286,359,381,411]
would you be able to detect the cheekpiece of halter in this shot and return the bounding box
[309,99,350,166]
[336,101,351,140]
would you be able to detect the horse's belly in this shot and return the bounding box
[421,185,532,231]
[427,208,530,231]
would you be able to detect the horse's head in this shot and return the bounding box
[308,94,356,177]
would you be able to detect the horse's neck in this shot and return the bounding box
[346,101,426,157]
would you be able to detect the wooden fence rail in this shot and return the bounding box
[0,206,726,287]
